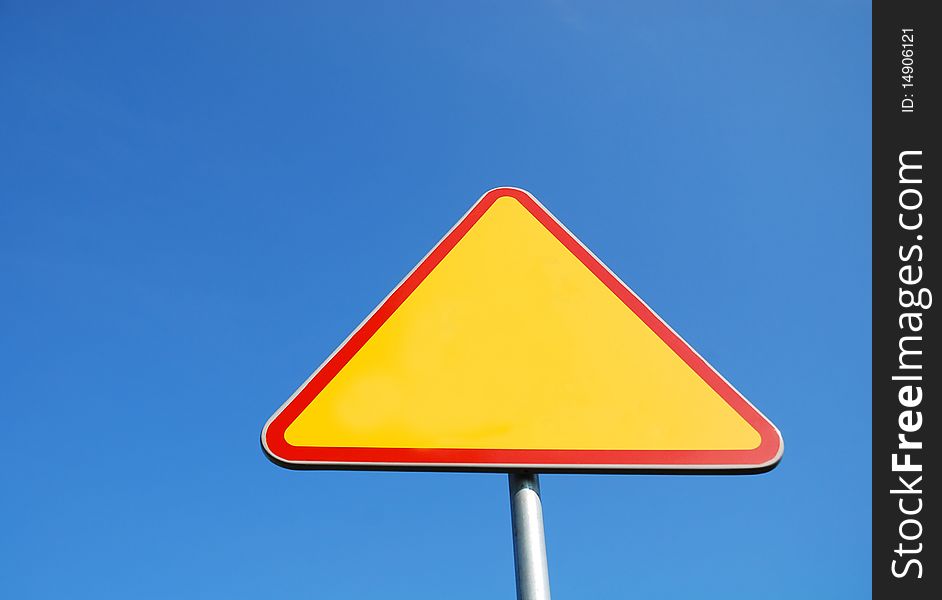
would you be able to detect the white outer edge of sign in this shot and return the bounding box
[261,187,785,472]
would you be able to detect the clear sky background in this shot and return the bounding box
[1,2,870,598]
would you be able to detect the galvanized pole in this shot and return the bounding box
[508,472,551,600]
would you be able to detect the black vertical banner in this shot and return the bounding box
[874,1,938,597]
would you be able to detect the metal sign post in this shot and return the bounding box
[509,473,551,600]
[261,187,783,597]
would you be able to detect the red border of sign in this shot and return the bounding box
[262,188,783,472]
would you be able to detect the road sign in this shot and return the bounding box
[262,187,783,472]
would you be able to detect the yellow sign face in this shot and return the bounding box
[263,188,783,472]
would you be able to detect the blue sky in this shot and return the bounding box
[1,2,870,598]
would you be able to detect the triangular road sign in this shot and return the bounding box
[262,188,783,472]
